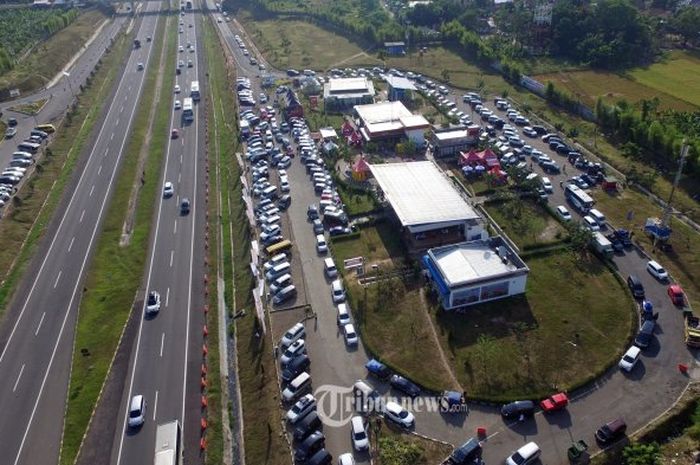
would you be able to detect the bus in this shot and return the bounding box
[154,420,183,465]
[190,80,200,101]
[564,184,594,212]
[265,239,292,256]
[35,123,56,134]
[182,97,194,122]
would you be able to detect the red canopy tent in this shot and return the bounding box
[352,156,371,181]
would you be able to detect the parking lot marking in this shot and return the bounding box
[53,271,62,289]
[12,364,25,392]
[34,312,46,337]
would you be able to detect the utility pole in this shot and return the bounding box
[661,140,689,231]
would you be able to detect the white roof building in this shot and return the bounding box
[323,77,375,110]
[423,237,529,310]
[368,161,485,244]
[354,101,430,145]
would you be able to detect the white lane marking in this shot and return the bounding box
[68,237,75,252]
[169,250,174,267]
[120,104,124,113]
[110,133,114,140]
[173,220,177,234]
[180,154,183,164]
[115,118,120,126]
[153,390,159,420]
[34,313,46,336]
[9,9,162,465]
[98,165,102,175]
[181,138,185,146]
[89,185,95,197]
[165,288,170,307]
[12,364,25,392]
[104,148,109,157]
[53,271,62,289]
[160,333,165,357]
[79,210,85,223]
[178,172,181,183]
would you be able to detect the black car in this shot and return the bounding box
[500,400,535,420]
[293,411,322,442]
[307,204,319,220]
[282,354,311,383]
[328,226,353,237]
[307,449,332,465]
[180,198,191,215]
[627,275,645,299]
[634,319,655,348]
[532,125,547,135]
[287,69,300,77]
[389,374,420,398]
[595,418,627,444]
[278,194,292,210]
[447,437,483,465]
[294,431,325,463]
[8,117,17,127]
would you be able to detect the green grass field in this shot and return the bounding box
[485,198,568,249]
[535,50,700,111]
[434,251,633,400]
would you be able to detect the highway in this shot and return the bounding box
[0,3,164,465]
[110,2,207,464]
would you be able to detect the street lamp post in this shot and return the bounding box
[63,71,75,100]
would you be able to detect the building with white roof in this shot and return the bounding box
[323,77,375,111]
[423,236,529,310]
[430,125,481,158]
[369,161,486,250]
[354,101,430,147]
[385,75,416,102]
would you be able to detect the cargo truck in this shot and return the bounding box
[684,314,700,348]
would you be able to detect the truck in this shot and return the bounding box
[684,314,700,348]
[133,38,141,48]
[591,232,613,258]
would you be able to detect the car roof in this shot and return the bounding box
[605,418,626,432]
[351,416,364,430]
[625,345,641,356]
[517,441,539,457]
[130,394,143,410]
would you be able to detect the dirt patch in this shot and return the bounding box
[538,221,563,242]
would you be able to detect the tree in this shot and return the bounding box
[671,7,700,47]
[622,442,660,465]
[441,69,450,82]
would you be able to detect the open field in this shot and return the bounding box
[377,430,453,465]
[592,188,700,310]
[433,251,634,400]
[534,69,697,111]
[629,50,700,109]
[484,198,568,249]
[0,9,106,95]
[238,13,377,71]
[60,17,173,465]
[332,221,406,269]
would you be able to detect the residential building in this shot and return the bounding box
[353,101,430,146]
[430,125,480,158]
[323,77,375,112]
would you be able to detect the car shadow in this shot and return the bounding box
[542,409,573,429]
[504,417,539,436]
[642,336,661,358]
[622,360,646,380]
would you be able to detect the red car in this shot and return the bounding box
[668,285,686,307]
[540,392,569,412]
[171,129,179,139]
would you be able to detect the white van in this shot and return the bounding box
[264,253,288,271]
[281,322,305,347]
[337,303,350,326]
[541,177,553,193]
[270,273,293,295]
[525,172,539,183]
[588,208,606,227]
[261,185,278,199]
[324,257,337,278]
[17,142,40,153]
[12,151,33,161]
[282,372,311,402]
[506,442,540,465]
[353,380,379,413]
[265,261,291,281]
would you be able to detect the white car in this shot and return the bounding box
[280,339,305,365]
[127,394,146,428]
[350,416,369,451]
[646,260,669,281]
[338,453,356,465]
[383,401,414,428]
[582,215,600,232]
[174,100,182,110]
[316,234,328,254]
[280,322,305,348]
[163,181,174,197]
[506,442,541,465]
[179,45,184,52]
[556,205,572,221]
[174,84,181,93]
[146,290,161,314]
[619,345,641,372]
[343,324,358,346]
[286,393,316,424]
[331,279,346,303]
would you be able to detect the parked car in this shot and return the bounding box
[667,284,686,307]
[293,411,322,442]
[294,430,325,463]
[343,323,358,346]
[383,401,415,428]
[619,345,641,372]
[646,260,669,281]
[331,279,346,303]
[282,354,311,383]
[286,393,316,423]
[389,374,420,398]
[627,275,645,299]
[280,339,306,365]
[500,400,535,420]
[280,322,305,347]
[446,437,483,465]
[350,416,369,451]
[634,319,655,348]
[365,359,390,379]
[506,442,540,465]
[595,418,627,444]
[556,205,572,221]
[540,392,569,412]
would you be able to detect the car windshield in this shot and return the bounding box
[511,452,526,465]
[148,294,156,305]
[354,430,366,440]
[398,410,408,419]
[129,408,141,418]
[623,355,635,363]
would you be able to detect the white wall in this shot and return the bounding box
[405,128,426,147]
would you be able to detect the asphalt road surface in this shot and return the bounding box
[0,4,163,465]
[110,3,207,465]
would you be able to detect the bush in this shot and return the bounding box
[622,443,660,465]
[378,437,425,465]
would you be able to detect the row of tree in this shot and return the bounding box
[42,8,78,35]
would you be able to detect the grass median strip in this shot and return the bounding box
[59,13,176,465]
[0,23,130,317]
